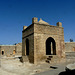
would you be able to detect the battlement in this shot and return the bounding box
[56,22,62,27]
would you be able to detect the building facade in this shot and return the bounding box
[22,17,65,64]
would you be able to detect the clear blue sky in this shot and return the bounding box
[0,0,75,45]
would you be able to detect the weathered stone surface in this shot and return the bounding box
[39,18,49,25]
[65,42,75,52]
[57,22,62,27]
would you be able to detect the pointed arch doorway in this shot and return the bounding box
[46,37,56,55]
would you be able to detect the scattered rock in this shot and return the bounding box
[66,63,75,71]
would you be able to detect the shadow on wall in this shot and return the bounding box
[59,70,75,75]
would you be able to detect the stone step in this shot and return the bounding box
[47,58,51,60]
[51,56,60,63]
[46,60,50,63]
[46,55,60,64]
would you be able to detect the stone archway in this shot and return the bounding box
[46,37,56,55]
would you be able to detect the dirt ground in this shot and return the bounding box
[0,57,56,75]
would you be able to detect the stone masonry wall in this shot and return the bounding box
[65,42,75,63]
[0,43,22,57]
[22,24,34,38]
[34,23,65,63]
[65,42,75,52]
[0,45,16,56]
[16,43,22,55]
[22,24,34,63]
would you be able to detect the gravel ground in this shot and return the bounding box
[35,63,67,75]
[0,57,70,75]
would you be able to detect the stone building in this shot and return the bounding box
[22,17,65,64]
[0,43,22,57]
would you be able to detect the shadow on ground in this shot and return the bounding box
[18,57,23,62]
[59,70,75,75]
[50,66,58,69]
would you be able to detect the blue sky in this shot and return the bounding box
[0,0,75,44]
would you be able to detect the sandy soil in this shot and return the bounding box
[0,57,52,75]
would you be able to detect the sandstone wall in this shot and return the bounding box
[16,43,22,55]
[65,42,75,63]
[0,45,16,56]
[22,24,34,38]
[22,24,34,63]
[0,43,22,57]
[65,42,75,52]
[34,23,65,63]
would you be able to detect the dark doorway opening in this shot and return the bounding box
[46,37,56,55]
[26,39,29,55]
[2,51,4,55]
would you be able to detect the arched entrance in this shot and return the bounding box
[46,37,56,55]
[26,39,29,55]
[2,51,4,55]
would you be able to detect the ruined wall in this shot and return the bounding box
[0,45,16,56]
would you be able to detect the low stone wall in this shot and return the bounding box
[66,52,75,58]
[65,42,75,52]
[66,52,75,63]
[0,43,22,57]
